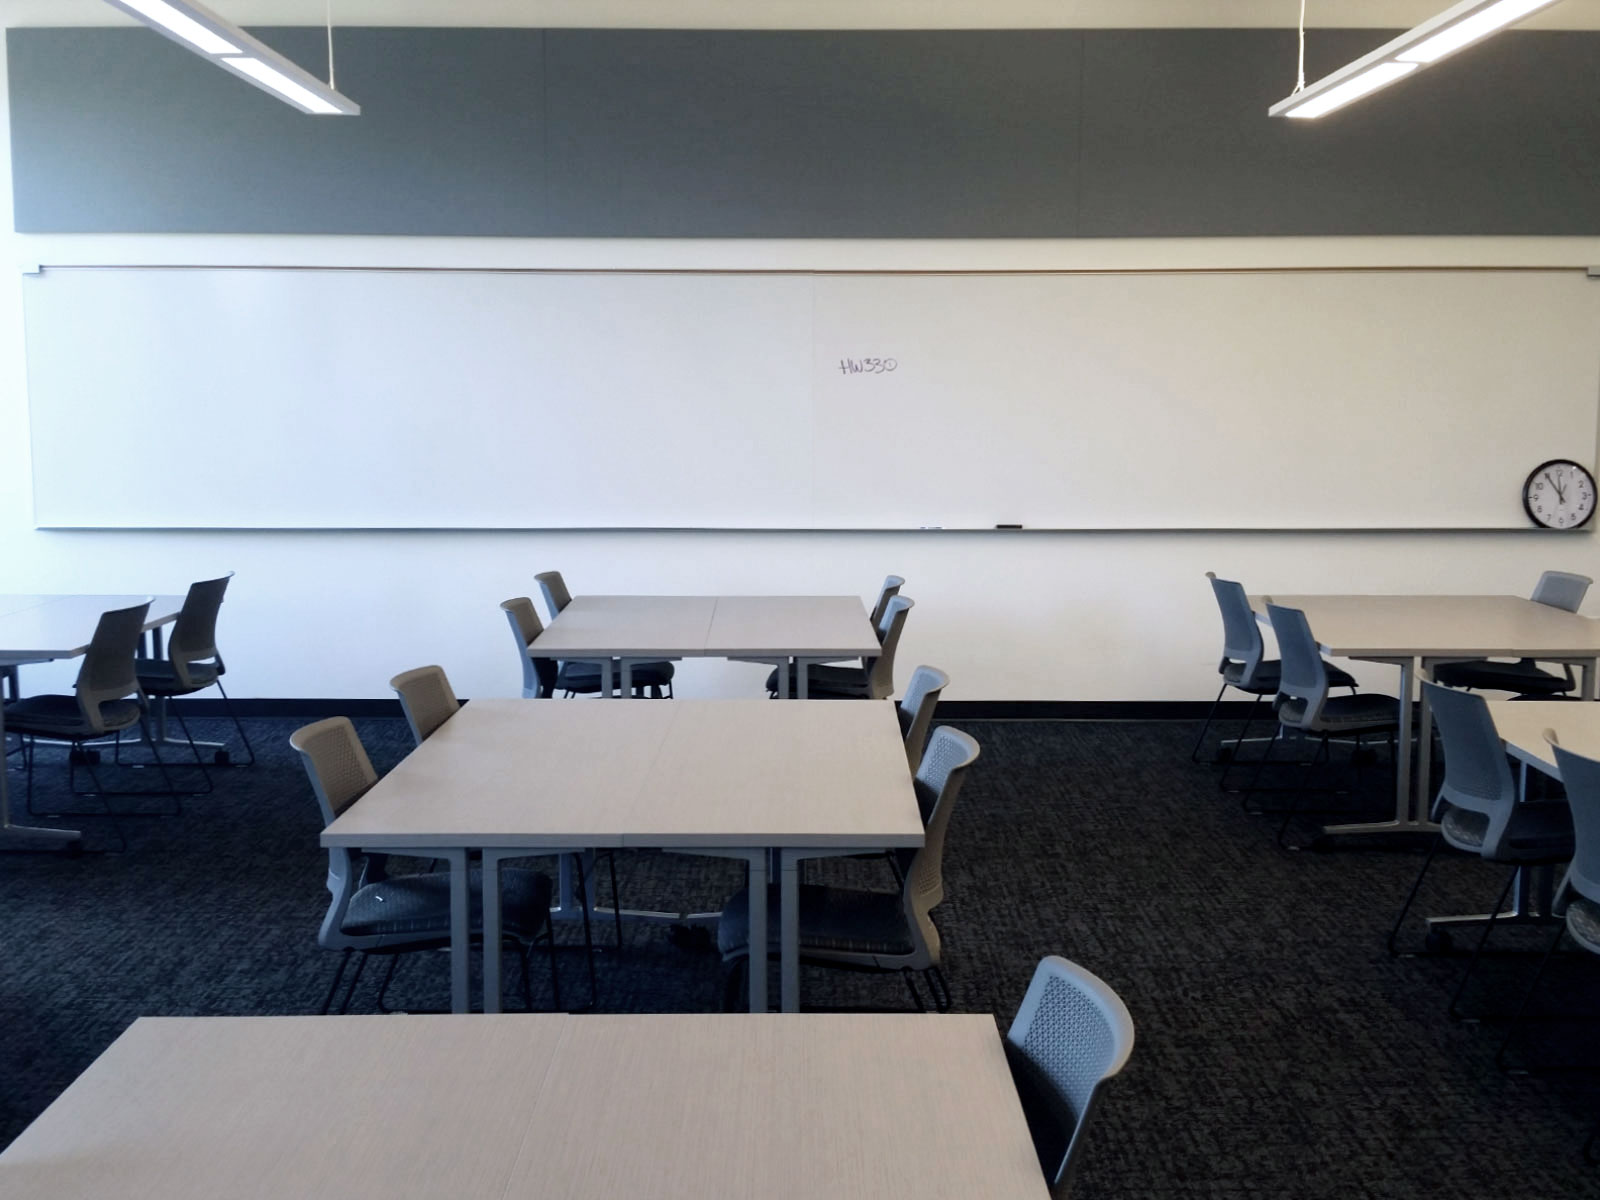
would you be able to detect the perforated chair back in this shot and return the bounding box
[902,727,979,957]
[898,664,948,770]
[1532,570,1591,613]
[1006,955,1136,1196]
[289,716,377,826]
[1424,681,1519,854]
[1265,603,1329,728]
[864,595,913,700]
[390,665,460,746]
[1207,572,1266,689]
[1548,734,1600,909]
[74,601,151,735]
[535,571,574,619]
[500,597,559,699]
[869,574,905,631]
[166,573,232,686]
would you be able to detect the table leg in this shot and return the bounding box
[482,849,505,1014]
[446,848,470,1013]
[1321,657,1437,839]
[598,657,614,698]
[795,659,810,700]
[1583,659,1597,701]
[776,659,789,700]
[747,852,768,1013]
[1415,661,1436,823]
[620,659,633,697]
[0,664,81,850]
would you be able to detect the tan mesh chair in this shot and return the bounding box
[290,716,587,1013]
[768,595,914,700]
[8,600,179,820]
[390,665,461,746]
[897,665,948,771]
[716,726,979,1011]
[135,572,256,773]
[533,570,675,698]
[1005,957,1136,1196]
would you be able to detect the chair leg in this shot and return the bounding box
[1275,734,1330,849]
[338,952,369,1014]
[604,850,624,954]
[722,956,748,1012]
[545,920,564,1013]
[902,968,927,1012]
[167,705,215,794]
[375,955,403,1013]
[1388,835,1444,956]
[214,680,257,765]
[1448,865,1519,1022]
[926,965,951,1013]
[1495,920,1566,1074]
[1189,683,1227,762]
[571,852,599,1009]
[1232,722,1282,801]
[319,948,353,1015]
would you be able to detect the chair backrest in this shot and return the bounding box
[1005,955,1136,1196]
[500,597,559,699]
[1206,572,1266,688]
[865,594,914,699]
[1423,682,1518,855]
[390,665,460,747]
[535,571,573,620]
[897,664,948,771]
[1532,570,1591,613]
[289,716,377,827]
[900,726,980,961]
[869,574,905,630]
[75,601,151,735]
[165,573,232,685]
[1547,733,1600,909]
[1264,603,1329,727]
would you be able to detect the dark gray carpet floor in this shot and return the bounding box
[3,715,1598,1197]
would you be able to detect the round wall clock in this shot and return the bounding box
[1523,459,1597,530]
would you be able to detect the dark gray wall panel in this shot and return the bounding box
[543,30,1083,237]
[1080,29,1600,237]
[7,27,546,235]
[9,26,1600,237]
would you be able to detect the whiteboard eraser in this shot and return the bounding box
[995,523,1023,530]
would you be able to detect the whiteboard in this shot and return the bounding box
[24,267,1600,530]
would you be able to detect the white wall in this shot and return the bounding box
[5,4,1600,702]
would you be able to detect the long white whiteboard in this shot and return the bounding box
[24,266,1600,529]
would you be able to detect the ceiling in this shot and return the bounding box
[5,1,1600,30]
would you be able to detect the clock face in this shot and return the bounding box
[1524,460,1597,530]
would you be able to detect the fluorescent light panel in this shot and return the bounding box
[100,0,359,116]
[1270,0,1563,120]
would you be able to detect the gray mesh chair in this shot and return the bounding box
[1432,571,1592,696]
[716,726,979,1011]
[7,600,178,819]
[1004,955,1136,1197]
[390,665,461,746]
[898,665,948,771]
[534,570,674,698]
[135,573,255,769]
[1253,604,1400,845]
[1387,684,1573,1016]
[500,597,561,699]
[290,716,587,1014]
[868,574,905,628]
[1193,573,1355,763]
[768,595,914,699]
[1497,732,1600,1079]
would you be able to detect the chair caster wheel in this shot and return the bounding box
[1423,928,1454,955]
[1212,748,1234,764]
[1351,747,1379,766]
[213,750,232,766]
[69,748,101,765]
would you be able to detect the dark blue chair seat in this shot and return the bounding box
[1431,658,1571,696]
[342,866,554,942]
[4,693,142,737]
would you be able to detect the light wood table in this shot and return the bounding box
[0,593,185,851]
[531,594,882,697]
[321,699,924,1014]
[0,1013,1049,1200]
[1252,594,1600,841]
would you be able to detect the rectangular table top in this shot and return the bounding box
[0,1013,1048,1200]
[321,697,924,851]
[1248,594,1600,659]
[0,593,186,660]
[530,593,881,659]
[509,1014,1049,1200]
[1483,698,1600,775]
